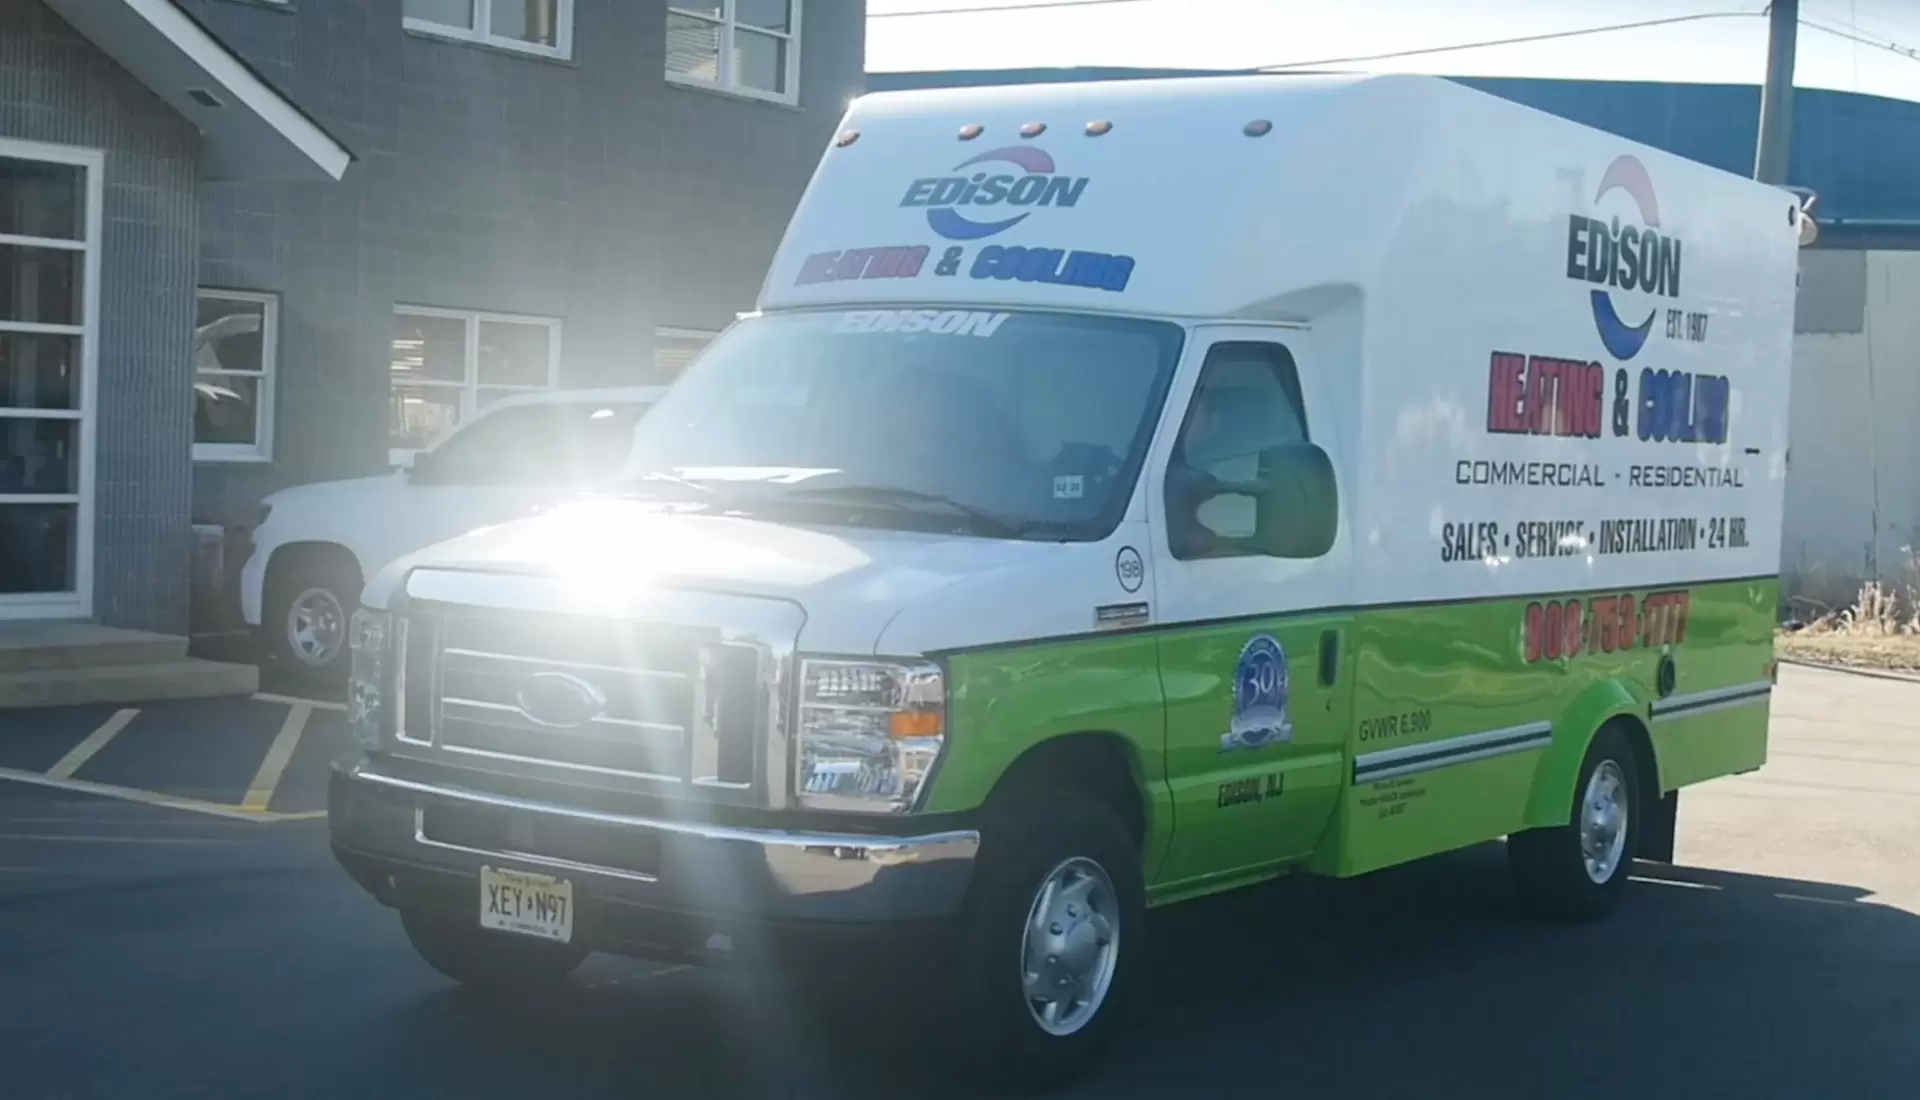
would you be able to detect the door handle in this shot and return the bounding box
[1318,629,1340,686]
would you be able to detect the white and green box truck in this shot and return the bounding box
[330,73,1802,1088]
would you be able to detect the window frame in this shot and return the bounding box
[192,288,279,464]
[665,1,803,106]
[390,304,563,466]
[403,0,576,61]
[0,137,102,620]
[1163,340,1312,562]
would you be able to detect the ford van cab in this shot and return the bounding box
[327,73,1801,1089]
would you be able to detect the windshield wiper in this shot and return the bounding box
[780,484,1029,538]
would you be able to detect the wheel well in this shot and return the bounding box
[1605,706,1666,817]
[983,732,1149,851]
[1607,713,1660,808]
[265,542,362,602]
[1606,713,1674,861]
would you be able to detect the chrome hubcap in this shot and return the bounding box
[1020,856,1119,1037]
[1580,759,1631,884]
[287,587,346,667]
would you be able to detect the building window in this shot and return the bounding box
[403,0,574,59]
[654,327,718,379]
[193,290,278,463]
[666,1,800,105]
[391,306,561,463]
[0,140,99,613]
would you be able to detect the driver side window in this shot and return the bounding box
[1165,342,1309,559]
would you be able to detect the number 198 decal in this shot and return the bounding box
[1523,590,1692,663]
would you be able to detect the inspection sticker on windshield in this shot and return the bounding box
[1053,474,1085,500]
[832,309,1011,337]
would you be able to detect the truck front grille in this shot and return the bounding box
[395,610,767,795]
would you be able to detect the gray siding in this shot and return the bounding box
[182,0,866,534]
[3,2,201,633]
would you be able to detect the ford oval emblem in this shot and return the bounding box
[514,672,607,729]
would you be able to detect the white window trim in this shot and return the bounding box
[404,0,576,61]
[665,1,802,107]
[391,305,562,466]
[0,136,102,622]
[194,288,278,464]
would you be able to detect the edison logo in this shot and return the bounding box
[899,146,1090,241]
[1565,154,1683,361]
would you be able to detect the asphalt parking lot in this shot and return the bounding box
[0,690,347,822]
[3,663,1920,1099]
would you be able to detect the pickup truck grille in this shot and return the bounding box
[394,610,766,795]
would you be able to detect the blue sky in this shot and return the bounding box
[866,0,1920,103]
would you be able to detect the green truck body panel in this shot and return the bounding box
[927,575,1775,900]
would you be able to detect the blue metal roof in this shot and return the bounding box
[868,67,1920,249]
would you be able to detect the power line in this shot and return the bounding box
[869,0,1150,19]
[1808,0,1920,40]
[1800,16,1920,61]
[1252,10,1764,72]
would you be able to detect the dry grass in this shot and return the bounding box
[1779,580,1920,672]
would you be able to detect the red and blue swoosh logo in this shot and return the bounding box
[928,147,1054,240]
[1588,155,1663,361]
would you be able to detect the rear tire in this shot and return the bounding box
[264,552,361,691]
[400,908,589,991]
[1509,725,1640,923]
[945,793,1145,1093]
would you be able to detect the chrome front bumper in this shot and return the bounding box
[328,759,979,930]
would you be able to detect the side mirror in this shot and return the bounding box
[406,450,440,484]
[1247,442,1339,558]
[1170,442,1339,559]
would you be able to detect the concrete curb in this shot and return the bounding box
[1778,656,1920,685]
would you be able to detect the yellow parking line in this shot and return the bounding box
[0,833,235,845]
[47,709,140,780]
[0,766,272,822]
[252,692,345,713]
[243,702,312,813]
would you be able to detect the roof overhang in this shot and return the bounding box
[40,0,352,183]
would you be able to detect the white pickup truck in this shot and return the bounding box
[239,386,665,684]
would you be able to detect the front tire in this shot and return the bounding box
[947,793,1145,1092]
[1509,726,1640,923]
[400,909,589,991]
[264,554,361,689]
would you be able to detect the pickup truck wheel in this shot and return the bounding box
[265,558,360,688]
[947,794,1144,1091]
[1509,726,1640,923]
[400,909,588,991]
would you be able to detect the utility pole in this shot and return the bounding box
[1754,0,1799,183]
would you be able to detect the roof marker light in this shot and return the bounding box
[1020,121,1047,138]
[1085,119,1112,137]
[834,129,860,148]
[958,123,985,140]
[1244,119,1273,137]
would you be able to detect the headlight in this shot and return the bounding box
[347,609,391,750]
[795,658,946,814]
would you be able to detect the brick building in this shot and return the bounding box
[0,0,861,644]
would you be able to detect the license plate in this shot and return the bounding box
[479,865,574,943]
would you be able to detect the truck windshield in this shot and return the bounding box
[624,309,1185,540]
